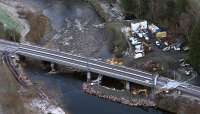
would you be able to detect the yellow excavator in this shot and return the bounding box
[132,89,148,97]
[106,57,123,65]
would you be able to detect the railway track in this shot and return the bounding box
[2,52,27,87]
[2,52,53,100]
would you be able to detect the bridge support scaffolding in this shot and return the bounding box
[125,81,130,91]
[87,71,91,82]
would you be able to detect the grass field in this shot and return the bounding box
[0,7,22,32]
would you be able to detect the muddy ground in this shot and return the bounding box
[0,53,66,114]
[9,0,110,58]
[0,53,27,114]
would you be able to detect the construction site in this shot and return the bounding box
[0,0,199,114]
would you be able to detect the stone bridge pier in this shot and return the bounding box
[87,71,91,82]
[49,63,56,73]
[125,81,130,91]
[86,72,103,84]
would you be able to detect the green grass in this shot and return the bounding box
[0,7,22,32]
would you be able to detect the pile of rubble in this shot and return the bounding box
[82,82,156,107]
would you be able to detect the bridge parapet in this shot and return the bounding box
[0,39,200,98]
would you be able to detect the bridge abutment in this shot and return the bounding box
[49,63,56,74]
[125,81,130,91]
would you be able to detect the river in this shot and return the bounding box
[22,0,172,114]
[25,65,171,114]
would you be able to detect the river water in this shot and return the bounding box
[25,65,171,114]
[22,0,172,114]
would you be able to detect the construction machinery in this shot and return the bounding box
[132,89,148,97]
[106,57,123,65]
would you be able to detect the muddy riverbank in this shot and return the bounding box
[0,52,66,114]
[21,59,171,114]
[82,81,200,114]
[6,53,66,114]
[0,53,27,114]
[81,75,200,114]
[82,82,156,107]
[156,93,200,114]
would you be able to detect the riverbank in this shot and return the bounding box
[82,82,200,114]
[0,1,66,113]
[156,93,200,114]
[20,60,169,114]
[0,52,65,114]
[82,82,156,107]
[6,54,67,114]
[10,49,200,114]
[0,53,27,114]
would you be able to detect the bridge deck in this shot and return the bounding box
[0,39,200,98]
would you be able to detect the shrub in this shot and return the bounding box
[106,22,128,57]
